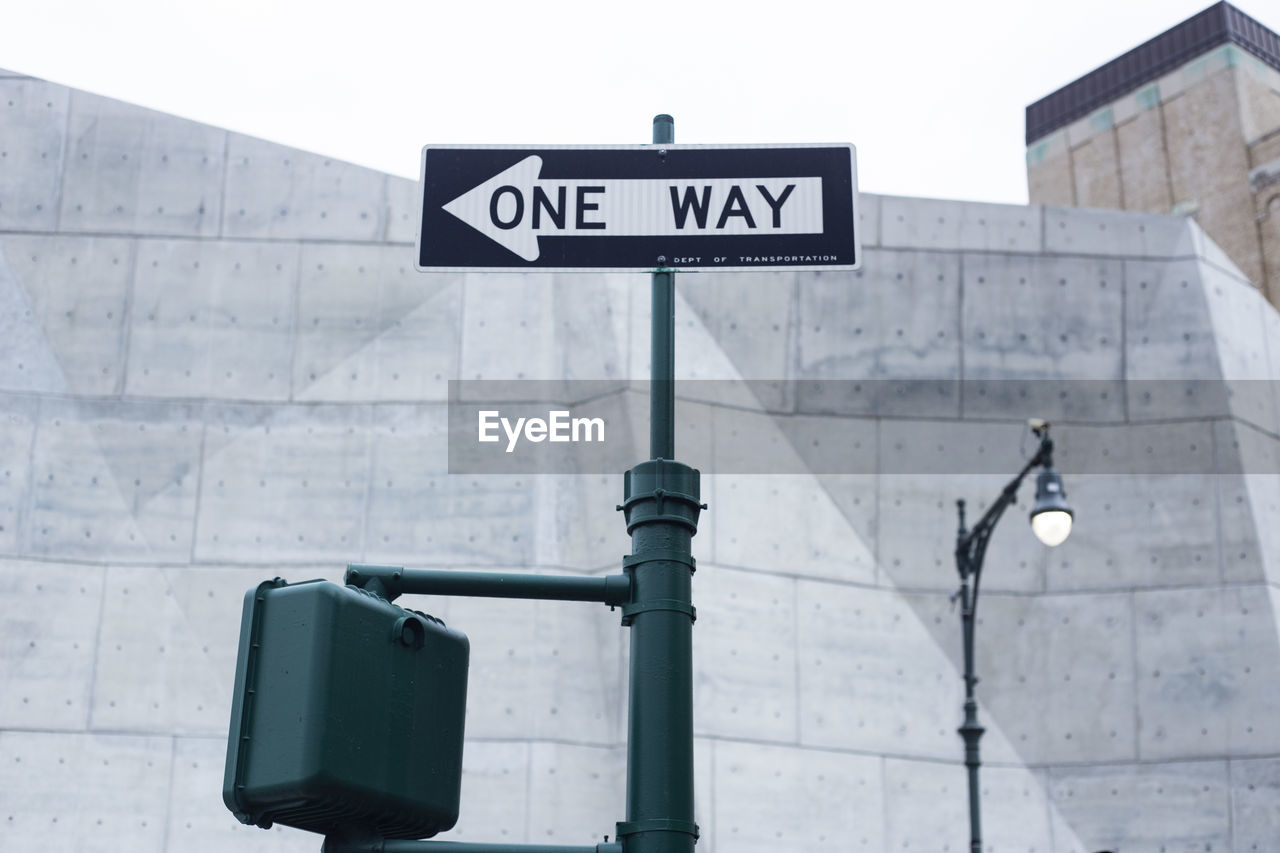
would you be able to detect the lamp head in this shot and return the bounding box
[1030,466,1073,546]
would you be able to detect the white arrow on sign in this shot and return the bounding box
[442,155,824,261]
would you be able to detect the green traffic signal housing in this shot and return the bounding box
[223,578,469,840]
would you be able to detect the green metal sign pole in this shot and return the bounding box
[613,114,703,853]
[317,115,703,853]
[649,114,676,461]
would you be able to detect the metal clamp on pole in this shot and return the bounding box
[615,819,700,841]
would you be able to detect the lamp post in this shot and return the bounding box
[953,420,1073,853]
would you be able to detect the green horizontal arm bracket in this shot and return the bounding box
[323,838,622,853]
[346,564,630,607]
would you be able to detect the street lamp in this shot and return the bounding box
[953,420,1072,853]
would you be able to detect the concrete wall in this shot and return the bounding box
[2,69,1280,852]
[1027,44,1280,311]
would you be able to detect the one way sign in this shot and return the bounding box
[416,144,858,272]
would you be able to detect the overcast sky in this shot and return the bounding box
[3,0,1276,205]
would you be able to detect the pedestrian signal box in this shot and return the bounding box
[223,578,469,839]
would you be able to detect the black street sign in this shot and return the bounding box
[416,144,859,272]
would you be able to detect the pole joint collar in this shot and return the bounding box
[623,550,696,574]
[620,599,696,626]
[620,460,704,535]
[615,819,700,840]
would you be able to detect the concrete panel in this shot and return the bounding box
[1201,260,1278,433]
[961,254,1124,422]
[727,410,879,481]
[712,475,875,584]
[528,473,628,571]
[794,249,961,419]
[881,758,969,853]
[1043,205,1192,257]
[166,736,316,853]
[894,591,1017,768]
[971,592,1137,765]
[888,470,1052,593]
[1230,757,1280,853]
[362,404,538,567]
[714,741,883,852]
[707,406,819,476]
[671,398,715,480]
[797,581,961,759]
[194,404,369,563]
[1047,761,1229,853]
[677,269,796,408]
[694,737,713,851]
[880,196,1041,253]
[1070,131,1122,210]
[1135,585,1280,760]
[856,191,881,249]
[385,174,420,244]
[0,730,172,853]
[524,598,622,744]
[0,249,69,393]
[1116,108,1174,213]
[0,560,103,730]
[449,741,530,843]
[437,590,540,741]
[26,398,203,562]
[58,91,225,236]
[1046,475,1219,592]
[808,473,878,578]
[526,743,624,845]
[1047,422,1221,591]
[1243,472,1280,586]
[310,277,462,402]
[0,78,68,231]
[1125,257,1231,420]
[292,243,460,402]
[1215,421,1280,585]
[0,396,36,554]
[0,234,134,395]
[977,765,1057,853]
[126,238,297,400]
[460,272,629,383]
[89,566,283,736]
[1230,467,1280,589]
[878,420,1047,594]
[692,566,796,741]
[443,583,620,745]
[222,134,387,241]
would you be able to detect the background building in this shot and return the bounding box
[2,7,1279,850]
[1026,1,1280,309]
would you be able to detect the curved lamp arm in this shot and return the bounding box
[954,429,1054,610]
